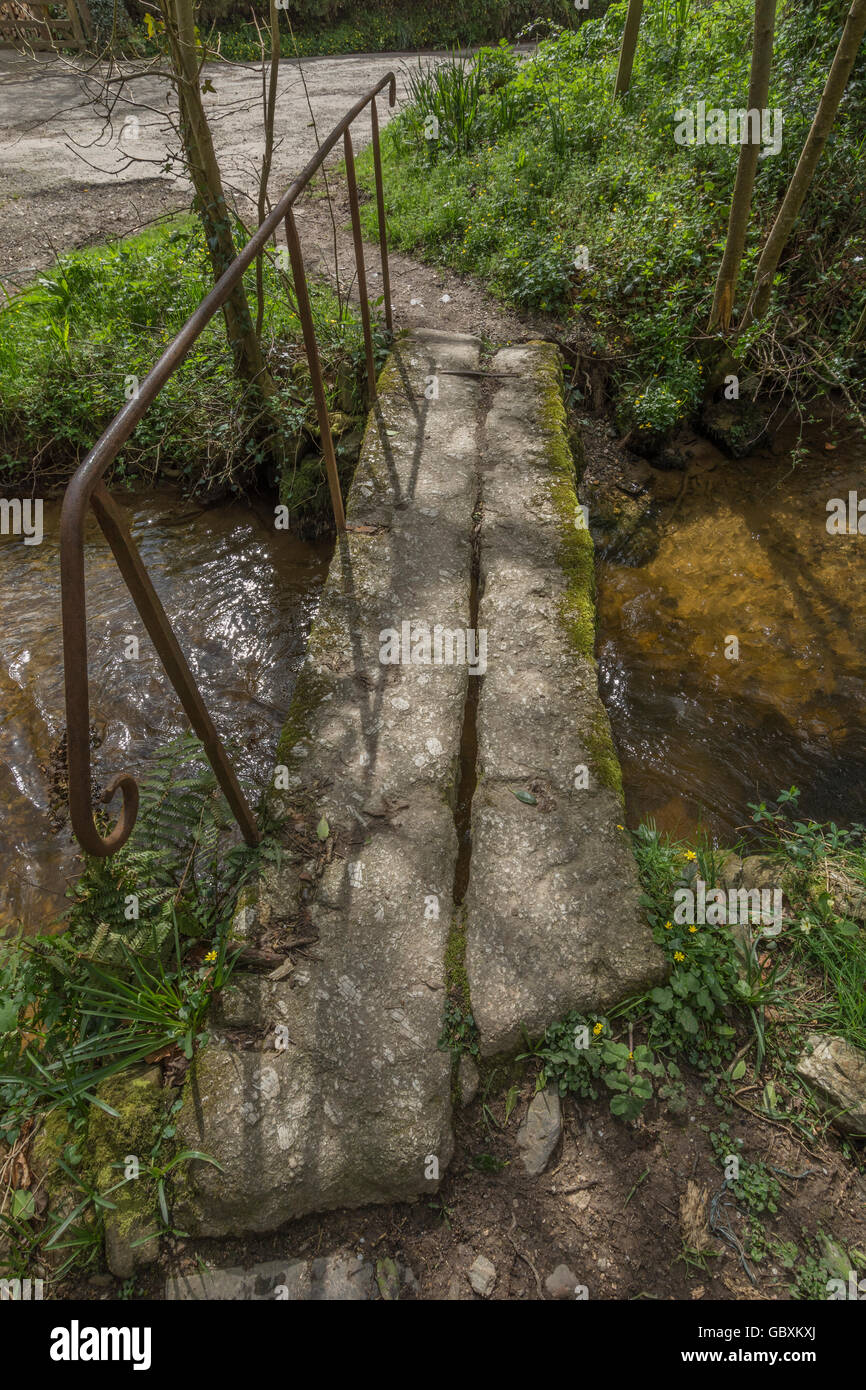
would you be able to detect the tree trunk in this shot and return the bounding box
[740,0,866,330]
[613,0,643,97]
[708,0,777,333]
[162,0,276,398]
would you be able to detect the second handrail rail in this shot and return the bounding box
[60,74,397,858]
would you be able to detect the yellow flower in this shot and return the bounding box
[688,925,697,934]
[684,850,697,862]
[204,950,217,964]
[664,920,673,930]
[674,950,685,962]
[593,1022,603,1036]
[616,824,624,831]
[628,1051,634,1061]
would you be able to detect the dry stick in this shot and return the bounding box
[708,0,777,333]
[287,17,344,317]
[254,0,280,340]
[740,0,866,331]
[507,1231,544,1298]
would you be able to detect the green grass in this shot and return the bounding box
[0,733,286,1279]
[357,1,866,437]
[0,216,376,508]
[526,789,866,1139]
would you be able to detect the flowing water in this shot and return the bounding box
[0,494,330,933]
[3,436,864,931]
[597,437,866,843]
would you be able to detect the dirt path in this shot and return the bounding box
[0,47,550,341]
[0,50,399,286]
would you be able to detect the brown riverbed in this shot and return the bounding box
[0,493,330,933]
[596,430,866,842]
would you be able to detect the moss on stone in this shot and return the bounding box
[444,905,471,1014]
[529,343,626,802]
[531,344,598,663]
[87,1068,167,1189]
[29,1107,75,1183]
[585,709,624,801]
[273,664,334,771]
[78,1067,169,1271]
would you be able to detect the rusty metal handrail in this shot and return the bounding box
[61,74,397,858]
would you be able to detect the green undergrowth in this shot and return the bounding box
[522,789,866,1145]
[130,2,585,63]
[0,733,286,1281]
[357,1,866,437]
[0,216,383,519]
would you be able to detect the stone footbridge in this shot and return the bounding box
[177,330,664,1235]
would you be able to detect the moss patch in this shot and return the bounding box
[273,664,334,773]
[531,343,625,801]
[87,1068,167,1185]
[532,344,597,663]
[440,906,480,1088]
[585,709,625,802]
[444,905,472,1015]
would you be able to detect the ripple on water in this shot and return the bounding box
[0,493,331,933]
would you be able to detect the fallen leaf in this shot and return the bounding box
[511,789,538,806]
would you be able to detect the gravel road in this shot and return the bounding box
[0,46,545,340]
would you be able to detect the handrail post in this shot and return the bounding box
[343,128,378,405]
[370,96,393,335]
[92,483,261,850]
[285,210,347,532]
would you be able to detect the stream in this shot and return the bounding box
[3,436,865,933]
[597,437,866,842]
[0,494,330,933]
